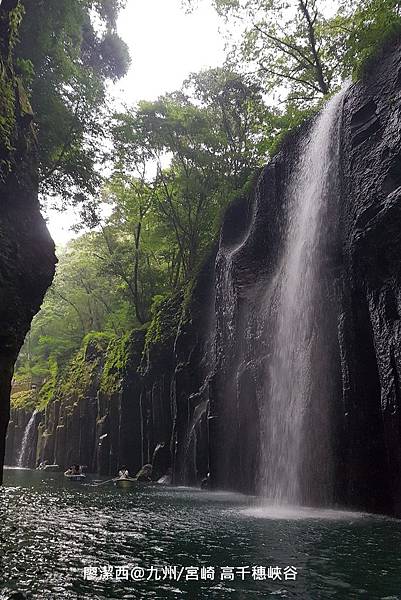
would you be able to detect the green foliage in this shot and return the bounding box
[100,339,128,394]
[111,68,268,281]
[340,0,401,79]
[37,355,58,410]
[100,332,133,394]
[267,102,322,157]
[26,328,146,408]
[7,3,25,52]
[13,235,131,395]
[186,0,347,105]
[11,388,38,411]
[58,331,113,405]
[0,70,16,177]
[186,0,401,109]
[14,0,130,204]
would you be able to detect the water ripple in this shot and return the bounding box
[0,469,400,600]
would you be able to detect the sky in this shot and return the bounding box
[46,0,225,245]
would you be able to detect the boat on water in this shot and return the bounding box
[37,463,61,472]
[113,477,136,489]
[64,465,86,482]
[64,473,86,482]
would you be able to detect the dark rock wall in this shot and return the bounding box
[338,44,401,515]
[0,2,56,483]
[206,41,401,516]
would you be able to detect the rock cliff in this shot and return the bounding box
[6,266,215,484]
[207,39,401,516]
[0,1,56,483]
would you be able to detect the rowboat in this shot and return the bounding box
[113,477,136,489]
[64,473,86,482]
[37,463,61,472]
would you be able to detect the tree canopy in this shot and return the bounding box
[185,0,401,106]
[14,0,130,205]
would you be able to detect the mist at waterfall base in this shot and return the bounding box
[1,468,401,600]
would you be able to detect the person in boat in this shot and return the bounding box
[118,466,129,479]
[65,464,82,476]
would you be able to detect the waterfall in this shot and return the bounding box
[260,86,348,505]
[17,410,38,468]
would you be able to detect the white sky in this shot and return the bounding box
[46,0,225,245]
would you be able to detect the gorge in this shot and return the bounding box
[3,38,401,519]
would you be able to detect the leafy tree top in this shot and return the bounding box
[14,0,130,205]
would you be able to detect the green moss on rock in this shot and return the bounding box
[10,388,37,411]
[100,329,147,394]
[58,332,114,406]
[100,333,131,395]
[37,355,58,410]
[0,2,26,179]
[142,292,184,372]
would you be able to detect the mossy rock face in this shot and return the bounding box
[41,330,147,410]
[0,2,30,180]
[10,388,38,411]
[100,330,146,395]
[57,333,113,407]
[142,292,184,375]
[36,357,58,410]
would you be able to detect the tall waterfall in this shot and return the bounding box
[17,410,38,468]
[260,87,348,504]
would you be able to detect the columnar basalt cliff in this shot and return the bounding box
[208,40,401,516]
[5,40,401,517]
[6,261,216,484]
[0,1,56,482]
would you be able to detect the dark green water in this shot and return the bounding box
[0,468,400,600]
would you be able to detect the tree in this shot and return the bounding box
[14,0,130,205]
[186,0,401,107]
[15,232,132,383]
[185,0,347,105]
[101,172,159,324]
[339,0,401,76]
[111,68,268,278]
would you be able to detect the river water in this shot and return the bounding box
[0,468,400,600]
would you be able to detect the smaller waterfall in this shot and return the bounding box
[17,410,38,468]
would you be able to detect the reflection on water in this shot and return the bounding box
[0,468,401,599]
